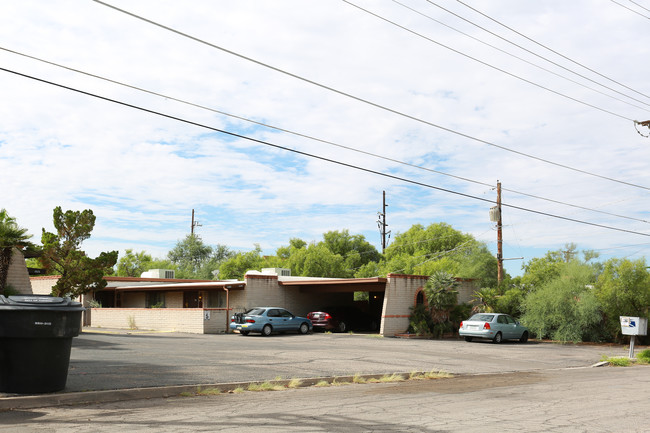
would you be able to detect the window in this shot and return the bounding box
[145,291,165,308]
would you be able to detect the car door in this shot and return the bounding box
[501,315,517,339]
[278,309,296,331]
[496,315,512,339]
[265,309,284,330]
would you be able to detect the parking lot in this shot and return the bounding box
[2,329,649,432]
[63,329,628,392]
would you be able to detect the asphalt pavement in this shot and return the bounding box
[0,328,640,411]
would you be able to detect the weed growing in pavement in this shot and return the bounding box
[198,388,221,396]
[287,378,303,388]
[352,373,367,384]
[232,387,245,393]
[636,349,650,364]
[248,381,285,392]
[601,355,633,367]
[314,380,331,387]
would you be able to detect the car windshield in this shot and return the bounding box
[245,308,266,316]
[469,314,494,322]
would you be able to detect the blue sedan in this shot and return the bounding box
[459,313,529,343]
[230,307,312,336]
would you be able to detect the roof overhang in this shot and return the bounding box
[279,277,387,293]
[106,281,246,292]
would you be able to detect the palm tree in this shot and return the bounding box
[0,209,35,291]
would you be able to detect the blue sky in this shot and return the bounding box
[2,0,650,278]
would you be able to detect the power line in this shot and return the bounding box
[3,45,648,226]
[391,0,650,114]
[91,0,650,192]
[456,0,650,100]
[424,0,650,108]
[345,0,636,120]
[629,0,650,14]
[610,0,650,20]
[3,66,649,239]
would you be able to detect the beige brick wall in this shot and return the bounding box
[381,274,428,336]
[165,292,183,308]
[242,275,349,317]
[90,308,229,334]
[30,276,59,295]
[6,249,32,295]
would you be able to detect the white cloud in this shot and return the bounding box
[2,0,650,277]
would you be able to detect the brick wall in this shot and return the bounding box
[6,249,32,295]
[30,276,59,295]
[381,274,428,336]
[90,308,229,334]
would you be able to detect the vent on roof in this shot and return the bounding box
[140,269,175,279]
[261,268,291,276]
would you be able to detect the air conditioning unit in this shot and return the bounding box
[141,269,175,279]
[261,268,291,276]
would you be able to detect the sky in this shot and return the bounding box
[2,0,650,278]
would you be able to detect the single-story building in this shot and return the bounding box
[29,268,477,336]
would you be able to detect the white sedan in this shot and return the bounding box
[459,313,529,343]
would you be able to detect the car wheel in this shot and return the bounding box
[464,336,473,342]
[337,321,347,333]
[493,332,503,344]
[519,331,529,343]
[299,322,310,335]
[240,331,249,336]
[262,324,272,336]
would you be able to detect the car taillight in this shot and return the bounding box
[231,318,235,322]
[459,321,464,328]
[323,313,331,320]
[246,319,256,323]
[483,322,491,330]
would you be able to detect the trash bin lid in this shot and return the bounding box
[0,295,84,311]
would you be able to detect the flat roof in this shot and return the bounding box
[107,281,246,292]
[279,277,387,293]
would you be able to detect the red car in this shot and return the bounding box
[307,306,378,333]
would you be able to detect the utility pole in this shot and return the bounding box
[191,209,202,235]
[489,181,504,284]
[377,191,391,253]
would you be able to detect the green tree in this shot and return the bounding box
[116,249,153,277]
[40,207,118,298]
[218,245,264,280]
[0,209,37,291]
[380,223,497,287]
[168,234,213,278]
[521,244,578,291]
[521,261,601,342]
[322,230,380,272]
[595,258,650,341]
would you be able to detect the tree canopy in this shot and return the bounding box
[40,207,117,298]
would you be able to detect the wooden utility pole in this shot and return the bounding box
[191,209,201,235]
[496,181,504,284]
[377,191,391,253]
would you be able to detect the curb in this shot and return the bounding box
[0,372,440,411]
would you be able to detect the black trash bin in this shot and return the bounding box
[0,294,84,394]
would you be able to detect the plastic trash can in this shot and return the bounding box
[0,295,84,393]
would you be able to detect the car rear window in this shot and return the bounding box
[469,314,494,322]
[246,308,266,316]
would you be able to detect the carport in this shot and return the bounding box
[279,277,388,332]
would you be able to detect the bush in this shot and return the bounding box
[407,304,434,336]
[521,262,602,342]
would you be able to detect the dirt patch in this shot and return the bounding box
[366,371,544,395]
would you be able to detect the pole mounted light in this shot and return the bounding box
[634,120,650,137]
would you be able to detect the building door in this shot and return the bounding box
[183,291,202,308]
